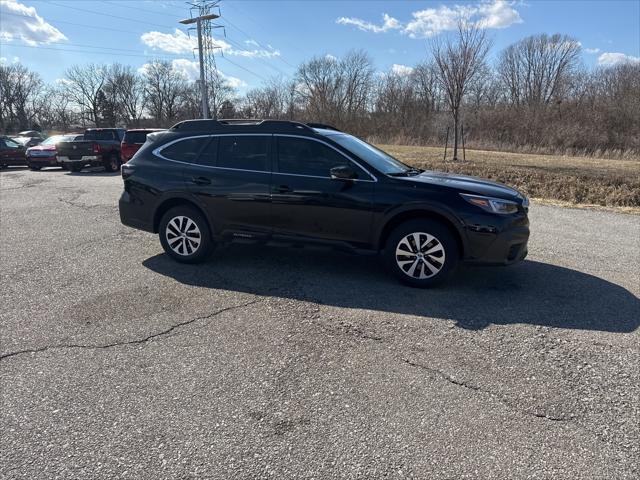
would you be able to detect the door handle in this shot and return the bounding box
[273,185,292,194]
[190,176,211,185]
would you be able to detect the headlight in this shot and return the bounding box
[460,194,519,215]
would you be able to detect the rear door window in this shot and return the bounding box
[218,135,270,172]
[160,137,209,163]
[196,137,219,167]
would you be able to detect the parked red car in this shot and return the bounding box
[0,136,27,168]
[26,134,84,170]
[120,129,164,162]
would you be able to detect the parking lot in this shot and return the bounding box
[1,167,639,479]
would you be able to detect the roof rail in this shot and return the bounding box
[306,122,341,132]
[170,119,315,133]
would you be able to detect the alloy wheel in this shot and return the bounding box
[165,216,202,256]
[395,232,446,279]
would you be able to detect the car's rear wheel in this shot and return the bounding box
[29,165,41,171]
[384,219,459,288]
[104,153,120,172]
[69,164,83,172]
[159,206,214,263]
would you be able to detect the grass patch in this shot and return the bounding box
[379,144,640,210]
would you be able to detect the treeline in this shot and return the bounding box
[1,32,638,157]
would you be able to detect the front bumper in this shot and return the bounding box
[58,155,102,166]
[27,155,59,167]
[462,213,530,265]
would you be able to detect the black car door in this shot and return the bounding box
[270,135,375,245]
[182,134,273,238]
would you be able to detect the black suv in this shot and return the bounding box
[119,119,529,287]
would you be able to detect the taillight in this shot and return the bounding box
[121,163,134,180]
[93,143,101,153]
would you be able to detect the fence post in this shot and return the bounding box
[461,123,466,161]
[443,126,449,162]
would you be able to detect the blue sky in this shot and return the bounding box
[1,0,639,91]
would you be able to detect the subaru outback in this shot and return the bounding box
[119,119,529,287]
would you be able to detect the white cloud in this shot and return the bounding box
[584,47,600,54]
[475,0,522,29]
[244,39,259,47]
[139,59,247,88]
[140,29,280,58]
[140,29,195,54]
[0,56,21,64]
[0,0,66,45]
[336,13,401,34]
[325,54,338,62]
[337,1,522,38]
[391,64,414,76]
[597,52,640,66]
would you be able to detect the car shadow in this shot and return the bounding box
[143,245,640,333]
[66,169,120,177]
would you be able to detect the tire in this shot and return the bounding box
[384,219,459,288]
[29,165,41,171]
[69,164,83,172]
[104,153,120,172]
[159,206,214,264]
[60,164,67,170]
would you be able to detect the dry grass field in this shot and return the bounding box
[380,144,640,211]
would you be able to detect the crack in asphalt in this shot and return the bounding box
[0,299,261,362]
[400,357,570,422]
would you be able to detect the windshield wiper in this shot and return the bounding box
[388,168,423,177]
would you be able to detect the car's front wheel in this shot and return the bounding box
[159,206,214,263]
[385,219,459,288]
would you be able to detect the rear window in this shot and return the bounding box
[84,130,117,141]
[159,137,209,163]
[124,131,151,144]
[218,136,269,172]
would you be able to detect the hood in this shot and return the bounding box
[27,144,56,152]
[400,170,524,202]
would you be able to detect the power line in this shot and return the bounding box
[219,55,268,83]
[1,11,141,34]
[46,1,178,30]
[0,42,185,60]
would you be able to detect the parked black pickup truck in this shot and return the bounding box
[57,128,125,172]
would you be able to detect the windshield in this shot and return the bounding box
[328,133,411,174]
[42,135,74,145]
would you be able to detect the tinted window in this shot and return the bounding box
[218,136,269,171]
[197,137,218,167]
[123,131,150,144]
[84,130,116,141]
[277,137,363,178]
[160,137,209,163]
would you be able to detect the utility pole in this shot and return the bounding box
[179,11,219,119]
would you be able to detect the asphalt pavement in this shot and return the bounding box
[1,167,639,479]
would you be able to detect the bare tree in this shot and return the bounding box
[207,72,235,119]
[430,21,491,160]
[141,60,186,126]
[497,34,582,107]
[64,64,109,126]
[0,64,44,131]
[105,64,146,127]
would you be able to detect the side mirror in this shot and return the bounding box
[330,165,357,180]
